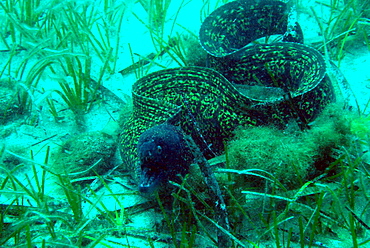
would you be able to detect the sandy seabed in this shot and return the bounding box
[1,0,370,247]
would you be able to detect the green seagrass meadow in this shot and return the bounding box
[1,0,370,247]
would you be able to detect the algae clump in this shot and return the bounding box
[350,114,370,139]
[225,103,353,189]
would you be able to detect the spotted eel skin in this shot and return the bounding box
[119,0,336,188]
[199,0,334,128]
[199,0,304,57]
[120,67,264,179]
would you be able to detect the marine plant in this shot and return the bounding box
[132,0,193,68]
[0,1,133,246]
[351,114,370,139]
[138,0,172,40]
[0,145,137,247]
[134,101,367,247]
[54,55,98,128]
[200,0,230,22]
[1,0,370,247]
[313,0,370,64]
[0,0,125,125]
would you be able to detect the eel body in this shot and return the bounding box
[120,0,336,191]
[120,66,263,188]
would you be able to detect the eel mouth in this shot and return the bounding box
[139,167,163,194]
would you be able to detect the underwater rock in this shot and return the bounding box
[137,124,193,193]
[0,143,25,171]
[53,131,117,181]
[183,35,208,67]
[0,80,29,124]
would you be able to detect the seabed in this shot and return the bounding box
[0,0,370,247]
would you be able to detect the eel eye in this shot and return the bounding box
[157,145,162,154]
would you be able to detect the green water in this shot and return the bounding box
[0,0,370,247]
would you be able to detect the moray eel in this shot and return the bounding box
[199,0,304,58]
[120,66,264,188]
[119,0,336,191]
[199,0,334,129]
[137,124,193,193]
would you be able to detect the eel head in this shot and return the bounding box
[137,124,192,193]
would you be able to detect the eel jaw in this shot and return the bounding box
[139,167,164,194]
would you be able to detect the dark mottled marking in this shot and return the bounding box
[199,0,303,57]
[199,0,334,129]
[120,67,265,181]
[119,0,336,191]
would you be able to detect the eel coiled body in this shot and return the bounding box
[199,0,304,57]
[120,66,264,188]
[199,0,334,128]
[120,0,337,191]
